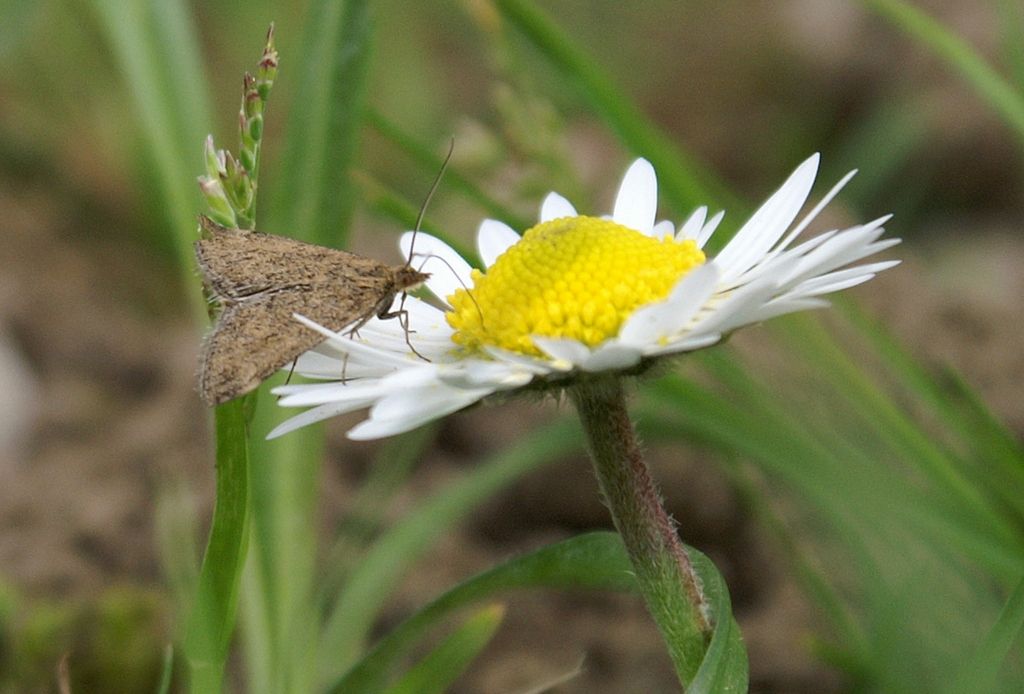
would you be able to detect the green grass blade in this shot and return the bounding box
[996,0,1024,91]
[241,1,377,690]
[366,110,533,231]
[155,644,174,694]
[183,400,252,694]
[269,0,374,245]
[490,0,743,219]
[861,0,1024,148]
[85,0,211,320]
[318,418,583,686]
[944,572,1024,693]
[327,532,636,694]
[381,605,505,694]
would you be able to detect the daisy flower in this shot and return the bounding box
[269,153,899,440]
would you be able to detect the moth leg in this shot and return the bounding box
[379,298,430,362]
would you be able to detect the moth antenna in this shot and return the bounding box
[396,138,456,364]
[411,253,486,329]
[407,137,456,268]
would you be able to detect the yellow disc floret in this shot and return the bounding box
[446,216,705,356]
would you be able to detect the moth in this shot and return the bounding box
[194,215,429,405]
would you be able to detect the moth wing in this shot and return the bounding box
[195,220,374,300]
[198,284,396,405]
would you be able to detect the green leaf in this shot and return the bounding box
[183,399,251,694]
[381,605,505,694]
[688,551,749,694]
[318,418,583,686]
[329,532,747,694]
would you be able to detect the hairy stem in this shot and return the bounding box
[570,376,710,685]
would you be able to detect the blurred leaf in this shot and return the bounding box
[381,604,505,694]
[318,418,583,686]
[861,0,1024,149]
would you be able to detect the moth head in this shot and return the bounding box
[394,265,430,292]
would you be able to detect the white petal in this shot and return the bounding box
[483,346,565,374]
[612,158,658,235]
[266,402,357,440]
[292,314,414,369]
[275,379,383,407]
[677,207,708,241]
[579,343,642,371]
[477,219,521,267]
[644,332,722,357]
[696,210,725,248]
[651,220,675,239]
[715,154,820,280]
[399,231,474,303]
[348,386,492,440]
[532,336,590,367]
[438,360,534,389]
[540,192,578,222]
[619,263,721,346]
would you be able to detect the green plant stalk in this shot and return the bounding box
[184,398,251,694]
[570,376,710,685]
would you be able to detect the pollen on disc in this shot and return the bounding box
[446,216,705,356]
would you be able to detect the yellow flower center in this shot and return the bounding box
[446,216,705,356]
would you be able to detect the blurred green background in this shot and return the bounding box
[0,0,1022,692]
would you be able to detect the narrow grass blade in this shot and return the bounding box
[183,399,251,694]
[381,604,505,694]
[242,1,377,689]
[944,572,1024,693]
[366,110,533,231]
[861,0,1024,147]
[86,0,211,320]
[996,0,1024,91]
[155,644,174,694]
[269,0,374,245]
[318,418,583,686]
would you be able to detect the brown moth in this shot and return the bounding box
[195,216,429,405]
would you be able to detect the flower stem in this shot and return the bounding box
[570,376,711,685]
